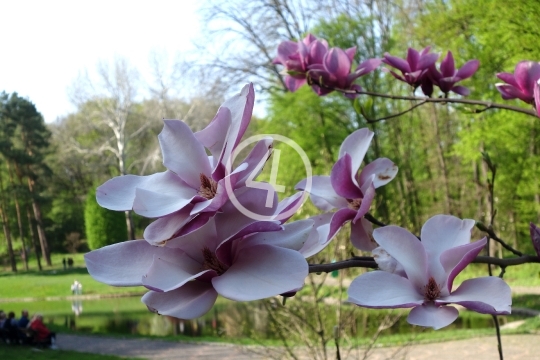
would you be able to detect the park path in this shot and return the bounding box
[57,333,540,360]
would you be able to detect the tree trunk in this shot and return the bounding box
[7,161,28,270]
[26,205,42,271]
[27,176,51,266]
[0,205,17,272]
[125,210,135,240]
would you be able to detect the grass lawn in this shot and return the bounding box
[0,346,141,360]
[0,253,142,300]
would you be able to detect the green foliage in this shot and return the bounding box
[84,188,127,250]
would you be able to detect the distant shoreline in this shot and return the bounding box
[0,292,144,303]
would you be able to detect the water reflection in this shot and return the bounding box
[3,296,522,342]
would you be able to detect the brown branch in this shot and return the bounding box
[308,255,540,273]
[476,222,523,257]
[360,100,427,123]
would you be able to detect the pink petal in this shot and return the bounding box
[354,58,381,77]
[212,244,308,301]
[347,271,424,308]
[417,52,439,70]
[496,72,519,88]
[229,137,274,187]
[133,186,197,218]
[329,208,357,242]
[420,215,475,258]
[159,120,212,188]
[455,59,479,80]
[440,51,455,77]
[285,76,306,92]
[141,254,207,292]
[96,171,193,211]
[440,238,487,293]
[382,53,411,73]
[143,206,195,245]
[407,48,420,71]
[323,48,352,79]
[451,85,470,96]
[241,219,314,251]
[535,81,540,118]
[142,281,218,319]
[338,128,374,176]
[496,83,530,102]
[407,303,459,329]
[274,41,298,64]
[358,158,398,189]
[331,154,363,199]
[194,107,232,174]
[84,240,184,286]
[296,176,349,210]
[165,217,219,262]
[530,222,540,256]
[515,61,540,97]
[344,46,356,62]
[354,175,376,222]
[350,218,377,252]
[219,83,255,166]
[373,226,428,289]
[441,277,512,315]
[274,192,305,223]
[309,40,328,64]
[299,212,334,258]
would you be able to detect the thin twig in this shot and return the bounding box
[360,100,427,123]
[476,222,523,256]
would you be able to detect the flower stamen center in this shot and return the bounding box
[347,198,362,211]
[199,174,218,200]
[202,247,229,275]
[423,276,441,301]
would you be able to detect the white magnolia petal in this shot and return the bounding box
[407,303,459,329]
[96,171,190,211]
[144,207,195,245]
[212,244,308,301]
[133,186,197,218]
[142,281,218,319]
[373,226,428,289]
[420,215,475,257]
[347,271,424,308]
[358,158,398,189]
[241,219,314,250]
[338,128,374,175]
[299,212,334,258]
[440,277,512,314]
[84,240,184,286]
[141,254,206,292]
[296,176,348,210]
[159,120,212,188]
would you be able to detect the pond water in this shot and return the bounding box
[1,295,522,342]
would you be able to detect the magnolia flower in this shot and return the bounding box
[296,128,398,251]
[496,61,540,115]
[530,222,540,257]
[308,47,381,98]
[428,51,479,96]
[382,47,439,94]
[348,215,512,329]
[85,188,312,319]
[96,84,273,240]
[273,34,328,92]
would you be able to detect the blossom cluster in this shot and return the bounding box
[85,35,527,331]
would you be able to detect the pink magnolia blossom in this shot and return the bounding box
[496,61,540,116]
[273,34,329,92]
[530,222,540,257]
[296,128,398,252]
[85,188,313,319]
[348,215,512,329]
[308,48,381,99]
[428,51,479,96]
[96,84,273,240]
[382,47,439,94]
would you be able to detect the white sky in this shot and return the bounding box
[1,0,203,123]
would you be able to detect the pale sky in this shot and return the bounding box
[1,0,203,123]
